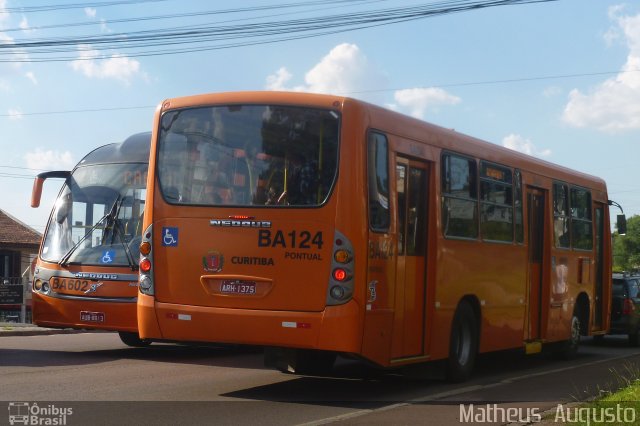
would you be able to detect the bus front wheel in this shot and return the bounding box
[446,301,478,382]
[554,313,580,360]
[118,331,151,347]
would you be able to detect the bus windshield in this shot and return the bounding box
[157,104,340,207]
[41,163,147,266]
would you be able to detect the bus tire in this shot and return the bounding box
[555,313,580,360]
[294,350,337,375]
[118,331,151,347]
[628,327,640,347]
[446,301,478,383]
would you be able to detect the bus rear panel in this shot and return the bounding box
[138,92,612,379]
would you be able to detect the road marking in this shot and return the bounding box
[297,351,640,426]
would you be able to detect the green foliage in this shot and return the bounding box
[613,215,640,272]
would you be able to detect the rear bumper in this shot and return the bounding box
[32,292,137,332]
[137,293,362,353]
[609,316,638,335]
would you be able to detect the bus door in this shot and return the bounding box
[391,157,429,359]
[526,187,546,341]
[592,203,606,330]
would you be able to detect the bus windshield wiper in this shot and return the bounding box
[106,203,138,271]
[59,195,122,267]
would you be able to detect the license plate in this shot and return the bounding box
[220,280,256,295]
[80,311,105,323]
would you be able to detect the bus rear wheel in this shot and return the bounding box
[447,301,478,383]
[294,349,337,375]
[118,331,151,347]
[266,348,336,375]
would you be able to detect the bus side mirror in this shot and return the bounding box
[617,214,627,236]
[31,170,72,208]
[31,177,44,208]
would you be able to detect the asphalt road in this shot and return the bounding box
[1,332,640,425]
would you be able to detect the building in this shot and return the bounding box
[0,208,42,322]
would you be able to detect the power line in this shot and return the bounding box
[3,0,171,14]
[0,173,36,179]
[0,0,380,33]
[2,67,639,119]
[1,0,560,63]
[0,105,154,117]
[0,165,51,172]
[346,69,640,93]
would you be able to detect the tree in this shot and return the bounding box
[613,215,640,272]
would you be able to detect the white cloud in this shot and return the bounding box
[264,43,463,119]
[7,108,22,120]
[19,16,30,31]
[265,67,292,91]
[0,0,9,27]
[24,148,74,170]
[100,19,110,33]
[85,7,97,18]
[0,32,29,66]
[562,9,640,132]
[389,88,461,119]
[25,71,37,85]
[608,4,626,20]
[265,43,386,96]
[542,86,562,98]
[502,134,551,157]
[304,43,386,94]
[70,45,142,84]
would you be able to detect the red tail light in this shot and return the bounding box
[332,268,347,282]
[140,258,152,273]
[623,298,635,315]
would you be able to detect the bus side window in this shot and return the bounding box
[553,182,570,248]
[368,132,390,232]
[570,187,593,250]
[441,153,478,239]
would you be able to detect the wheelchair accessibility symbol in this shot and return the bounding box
[162,227,179,247]
[101,250,115,264]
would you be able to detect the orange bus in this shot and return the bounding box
[137,92,613,380]
[31,132,151,347]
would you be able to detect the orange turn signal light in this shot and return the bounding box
[334,249,351,264]
[139,242,151,256]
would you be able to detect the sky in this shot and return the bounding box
[0,0,639,235]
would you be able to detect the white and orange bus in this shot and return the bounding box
[31,132,151,346]
[137,92,614,380]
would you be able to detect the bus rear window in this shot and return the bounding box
[157,105,340,207]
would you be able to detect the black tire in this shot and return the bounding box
[446,302,478,382]
[555,313,580,360]
[118,331,151,347]
[628,327,640,347]
[294,349,337,375]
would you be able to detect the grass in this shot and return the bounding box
[551,364,640,425]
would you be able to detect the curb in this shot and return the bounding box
[0,324,89,337]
